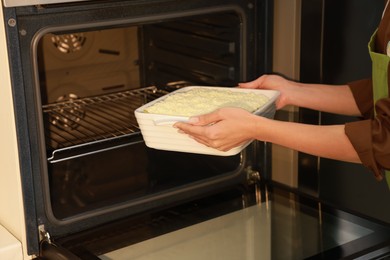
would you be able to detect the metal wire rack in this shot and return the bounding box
[42,86,168,162]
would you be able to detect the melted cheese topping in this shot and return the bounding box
[144,88,269,116]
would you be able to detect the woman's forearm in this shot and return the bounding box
[286,82,362,116]
[253,116,361,163]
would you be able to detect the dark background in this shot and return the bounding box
[299,0,390,223]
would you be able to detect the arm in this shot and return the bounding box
[240,74,362,116]
[174,108,360,164]
[256,116,360,163]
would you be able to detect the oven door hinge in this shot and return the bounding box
[38,225,84,259]
[247,169,260,185]
[39,224,52,244]
[246,168,267,204]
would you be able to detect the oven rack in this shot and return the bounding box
[42,86,168,163]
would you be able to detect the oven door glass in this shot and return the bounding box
[102,188,389,260]
[52,186,390,259]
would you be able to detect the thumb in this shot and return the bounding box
[238,81,257,89]
[238,76,265,89]
[189,110,223,126]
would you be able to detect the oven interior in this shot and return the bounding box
[36,11,253,222]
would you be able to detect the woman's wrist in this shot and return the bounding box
[252,115,273,142]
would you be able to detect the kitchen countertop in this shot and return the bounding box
[0,225,22,260]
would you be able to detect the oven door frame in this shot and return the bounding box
[3,0,273,255]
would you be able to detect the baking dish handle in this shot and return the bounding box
[153,117,189,126]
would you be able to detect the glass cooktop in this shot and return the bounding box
[94,186,390,260]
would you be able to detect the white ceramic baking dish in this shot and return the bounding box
[135,86,279,156]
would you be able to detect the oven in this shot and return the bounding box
[2,0,272,257]
[1,0,389,259]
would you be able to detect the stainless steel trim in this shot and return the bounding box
[3,0,88,7]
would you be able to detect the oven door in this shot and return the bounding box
[3,0,272,256]
[40,184,390,259]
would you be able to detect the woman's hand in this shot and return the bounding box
[239,74,297,109]
[173,75,361,165]
[239,74,360,115]
[173,107,256,151]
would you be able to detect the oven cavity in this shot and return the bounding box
[35,11,244,221]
